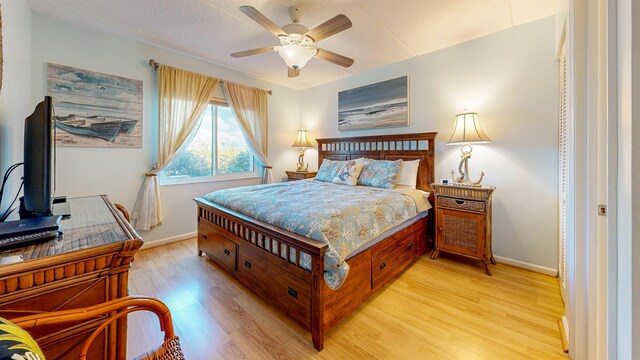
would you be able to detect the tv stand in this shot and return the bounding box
[18,197,40,219]
[0,195,142,359]
[18,196,72,219]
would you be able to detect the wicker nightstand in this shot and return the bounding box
[430,183,495,275]
[286,171,317,181]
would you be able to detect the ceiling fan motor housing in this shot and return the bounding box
[282,23,310,37]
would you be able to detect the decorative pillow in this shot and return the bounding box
[353,157,367,167]
[357,159,402,189]
[0,317,44,360]
[315,159,354,183]
[396,159,420,188]
[332,160,365,186]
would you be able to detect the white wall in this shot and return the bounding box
[29,14,301,243]
[300,17,559,270]
[0,0,32,218]
[10,10,559,269]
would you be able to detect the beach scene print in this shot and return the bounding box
[47,63,143,147]
[338,76,408,131]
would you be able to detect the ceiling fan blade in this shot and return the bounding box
[231,47,275,58]
[305,14,352,42]
[315,48,354,68]
[240,6,286,37]
[288,68,300,78]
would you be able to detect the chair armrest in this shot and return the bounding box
[11,296,175,360]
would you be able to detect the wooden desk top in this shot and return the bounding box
[0,195,142,267]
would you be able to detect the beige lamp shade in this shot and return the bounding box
[447,111,491,145]
[292,129,314,148]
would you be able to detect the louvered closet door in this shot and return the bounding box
[558,44,568,303]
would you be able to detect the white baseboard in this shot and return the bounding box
[140,232,197,250]
[493,255,559,277]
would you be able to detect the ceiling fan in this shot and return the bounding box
[231,6,354,78]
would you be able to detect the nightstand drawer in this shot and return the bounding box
[286,171,317,181]
[437,197,486,213]
[289,172,309,180]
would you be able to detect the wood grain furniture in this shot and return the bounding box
[0,195,142,360]
[194,132,436,351]
[285,170,317,181]
[114,203,130,222]
[12,296,184,360]
[430,184,495,275]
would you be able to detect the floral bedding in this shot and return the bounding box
[203,180,428,289]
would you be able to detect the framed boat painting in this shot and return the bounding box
[47,63,143,147]
[338,76,409,131]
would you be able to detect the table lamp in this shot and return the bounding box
[292,129,313,172]
[447,110,491,186]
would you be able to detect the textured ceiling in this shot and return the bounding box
[28,0,561,90]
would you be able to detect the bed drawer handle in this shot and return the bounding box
[244,260,252,269]
[287,287,298,299]
[379,262,387,270]
[408,243,414,250]
[224,248,231,256]
[202,234,207,239]
[455,200,465,205]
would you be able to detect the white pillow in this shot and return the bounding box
[396,159,420,188]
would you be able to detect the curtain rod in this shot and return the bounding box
[148,59,272,95]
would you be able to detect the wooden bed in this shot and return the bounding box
[194,132,437,351]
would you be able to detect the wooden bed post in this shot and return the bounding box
[311,252,325,350]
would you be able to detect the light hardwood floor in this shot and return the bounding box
[127,239,568,359]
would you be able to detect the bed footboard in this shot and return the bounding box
[195,198,329,350]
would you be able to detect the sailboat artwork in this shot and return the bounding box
[47,63,143,147]
[53,115,138,143]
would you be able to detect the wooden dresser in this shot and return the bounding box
[430,184,495,275]
[0,196,142,360]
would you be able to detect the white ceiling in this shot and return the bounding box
[28,0,561,90]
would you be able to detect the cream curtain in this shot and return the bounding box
[222,81,273,183]
[132,64,220,231]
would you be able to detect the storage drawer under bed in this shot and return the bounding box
[198,222,237,273]
[371,230,419,289]
[235,244,312,329]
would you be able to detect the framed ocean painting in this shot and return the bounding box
[338,76,409,131]
[47,63,143,147]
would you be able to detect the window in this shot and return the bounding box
[162,102,257,184]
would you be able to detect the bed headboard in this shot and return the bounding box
[316,132,437,193]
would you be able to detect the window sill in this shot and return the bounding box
[159,173,261,186]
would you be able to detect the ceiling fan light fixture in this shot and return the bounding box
[233,5,354,75]
[278,44,316,69]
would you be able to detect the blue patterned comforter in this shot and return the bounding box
[203,180,424,289]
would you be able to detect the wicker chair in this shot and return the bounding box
[10,296,185,360]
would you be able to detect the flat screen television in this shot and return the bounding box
[19,96,54,219]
